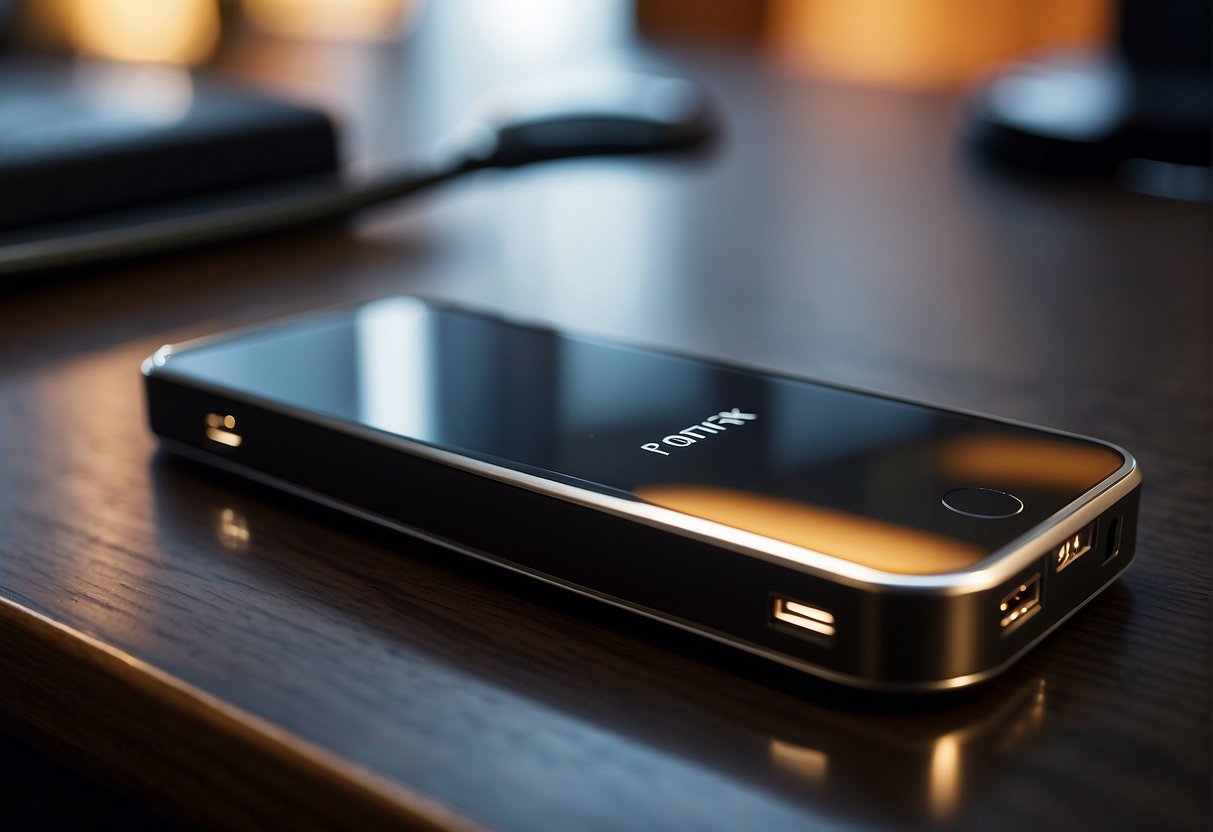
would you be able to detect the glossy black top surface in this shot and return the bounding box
[157,297,1125,574]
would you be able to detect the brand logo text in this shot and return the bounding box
[641,408,757,456]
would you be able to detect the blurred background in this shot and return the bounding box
[1,0,1119,133]
[3,0,1201,374]
[6,0,1113,84]
[1,0,1206,201]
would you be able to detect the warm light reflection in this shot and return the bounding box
[205,414,243,448]
[928,734,962,820]
[243,0,417,41]
[204,429,242,447]
[772,598,836,638]
[635,485,983,574]
[936,434,1123,491]
[997,679,1047,757]
[213,508,251,552]
[768,739,829,784]
[766,677,1046,820]
[764,0,1110,91]
[61,0,220,65]
[929,678,1047,821]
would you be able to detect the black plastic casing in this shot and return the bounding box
[143,300,1140,691]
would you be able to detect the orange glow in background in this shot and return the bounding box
[24,1,1113,88]
[242,0,415,41]
[53,0,220,65]
[765,0,1111,90]
[20,0,414,63]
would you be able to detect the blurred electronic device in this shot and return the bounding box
[966,0,1211,200]
[144,296,1141,691]
[0,58,339,232]
[0,59,714,279]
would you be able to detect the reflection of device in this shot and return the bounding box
[767,676,1049,824]
[143,297,1140,691]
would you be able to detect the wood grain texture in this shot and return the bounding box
[0,25,1208,832]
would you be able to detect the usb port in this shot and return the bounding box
[772,597,836,639]
[205,413,243,448]
[1000,574,1041,630]
[1054,522,1095,572]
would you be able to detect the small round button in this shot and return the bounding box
[942,487,1024,519]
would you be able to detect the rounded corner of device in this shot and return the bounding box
[1083,434,1141,489]
[1113,445,1141,485]
[141,346,174,376]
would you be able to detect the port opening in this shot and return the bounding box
[1000,574,1041,631]
[1102,516,1123,564]
[771,597,836,640]
[205,413,243,448]
[1054,522,1095,572]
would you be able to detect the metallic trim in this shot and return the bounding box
[156,438,1132,693]
[148,351,1139,596]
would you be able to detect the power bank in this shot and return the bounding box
[143,297,1140,691]
[0,58,337,233]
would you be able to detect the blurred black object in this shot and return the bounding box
[965,0,1211,200]
[0,69,715,278]
[0,58,339,232]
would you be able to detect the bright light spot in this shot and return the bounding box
[768,738,829,784]
[64,0,220,65]
[244,0,417,41]
[214,508,251,552]
[470,0,628,64]
[73,61,194,124]
[988,56,1124,139]
[928,734,962,821]
[205,414,243,447]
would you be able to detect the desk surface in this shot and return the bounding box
[0,23,1209,832]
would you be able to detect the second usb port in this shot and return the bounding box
[1054,522,1095,572]
[1000,574,1042,631]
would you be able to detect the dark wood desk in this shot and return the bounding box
[0,26,1208,832]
